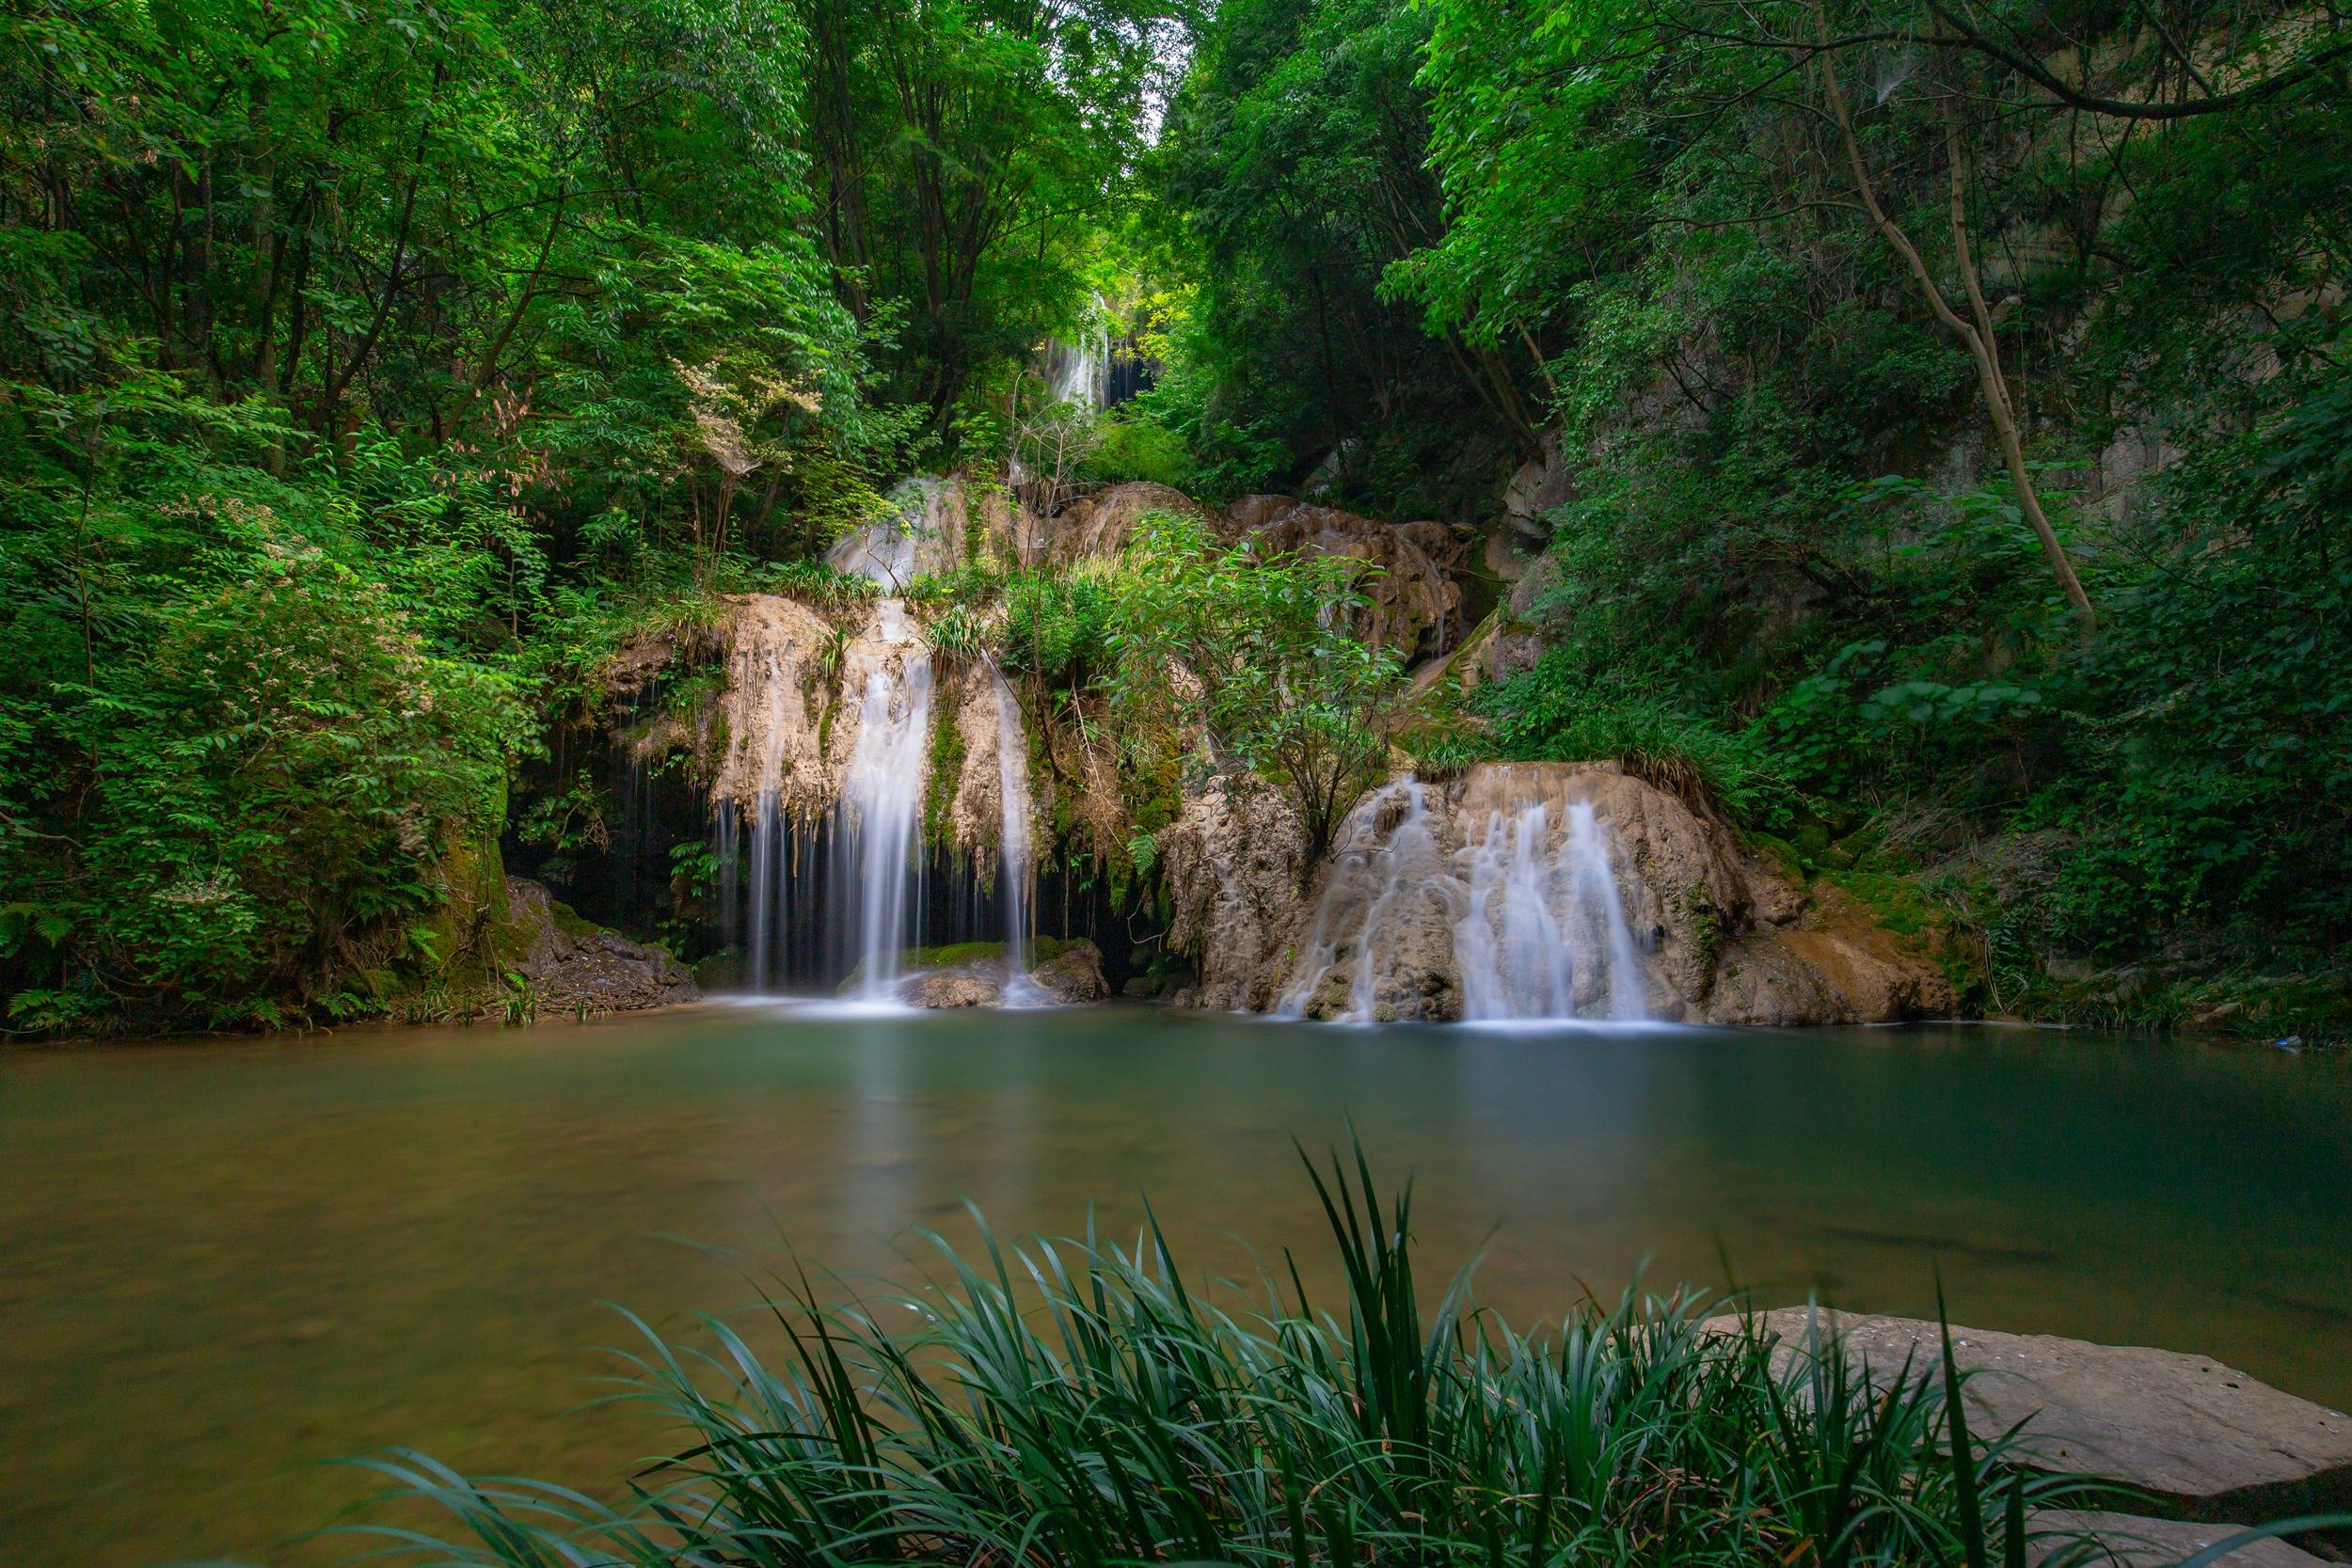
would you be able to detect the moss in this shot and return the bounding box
[2015,968,2350,1046]
[545,895,603,944]
[837,935,1077,990]
[1745,832,1807,887]
[924,692,967,848]
[1672,884,1722,971]
[1820,869,1937,940]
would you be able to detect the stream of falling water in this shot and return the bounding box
[1277,780,1438,1022]
[835,600,933,1003]
[1281,781,1649,1024]
[991,661,1044,1004]
[746,651,791,991]
[1454,800,1646,1022]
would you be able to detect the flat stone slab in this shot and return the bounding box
[2031,1511,2332,1568]
[1710,1309,2352,1512]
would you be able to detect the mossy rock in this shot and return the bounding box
[1818,869,1939,940]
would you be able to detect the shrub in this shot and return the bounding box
[1482,652,1789,822]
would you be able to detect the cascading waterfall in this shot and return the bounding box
[1566,801,1647,1021]
[1453,799,1647,1023]
[834,600,933,1003]
[1276,780,1439,1022]
[744,652,791,991]
[991,662,1042,1002]
[1347,783,1440,1019]
[1280,779,1648,1024]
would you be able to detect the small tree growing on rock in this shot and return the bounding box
[1108,515,1402,876]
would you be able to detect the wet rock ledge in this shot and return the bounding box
[1713,1308,2352,1566]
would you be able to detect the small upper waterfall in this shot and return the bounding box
[1454,799,1647,1023]
[1041,294,1113,412]
[834,599,934,1003]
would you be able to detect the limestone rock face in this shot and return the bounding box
[936,662,1049,877]
[714,595,946,832]
[2029,1513,2331,1568]
[1232,496,1467,659]
[1162,770,1312,1013]
[1028,940,1110,1004]
[1501,428,1571,546]
[712,594,851,824]
[1166,760,1951,1026]
[501,879,699,1014]
[1276,780,1461,1022]
[1044,482,1218,564]
[1720,1309,2352,1517]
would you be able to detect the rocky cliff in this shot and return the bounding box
[1164,760,1953,1026]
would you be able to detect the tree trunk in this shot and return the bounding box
[1815,41,2096,625]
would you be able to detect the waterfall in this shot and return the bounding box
[1277,779,1439,1022]
[1042,295,1112,411]
[1341,782,1439,1021]
[1453,799,1647,1023]
[991,663,1042,1002]
[827,478,937,592]
[834,600,933,1003]
[744,650,792,990]
[1567,802,1648,1022]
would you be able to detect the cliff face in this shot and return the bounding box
[644,476,1958,1023]
[1163,761,1953,1026]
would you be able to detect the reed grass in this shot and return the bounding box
[322,1145,2290,1568]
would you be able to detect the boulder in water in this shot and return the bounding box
[902,968,1005,1008]
[1716,1308,2352,1516]
[1028,940,1110,1004]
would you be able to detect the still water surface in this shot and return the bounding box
[4,1006,2349,1566]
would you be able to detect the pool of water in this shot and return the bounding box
[4,1005,2348,1566]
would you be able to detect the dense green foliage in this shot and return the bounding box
[7,0,2345,1033]
[910,513,1404,876]
[0,0,1177,1031]
[1144,0,2352,1024]
[326,1150,2133,1567]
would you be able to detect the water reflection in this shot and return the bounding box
[1,1008,2346,1568]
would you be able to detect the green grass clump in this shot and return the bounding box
[301,1145,2294,1568]
[753,558,882,613]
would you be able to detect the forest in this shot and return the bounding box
[2,0,2347,1039]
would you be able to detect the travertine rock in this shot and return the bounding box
[902,968,1002,1008]
[1168,761,1952,1026]
[1232,495,1467,659]
[1044,482,1217,564]
[1724,1309,2352,1513]
[1029,940,1110,1004]
[710,593,851,823]
[1162,768,1311,1013]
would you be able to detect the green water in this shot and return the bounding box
[3,1006,2348,1566]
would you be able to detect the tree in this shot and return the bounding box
[1108,515,1402,873]
[800,0,1180,441]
